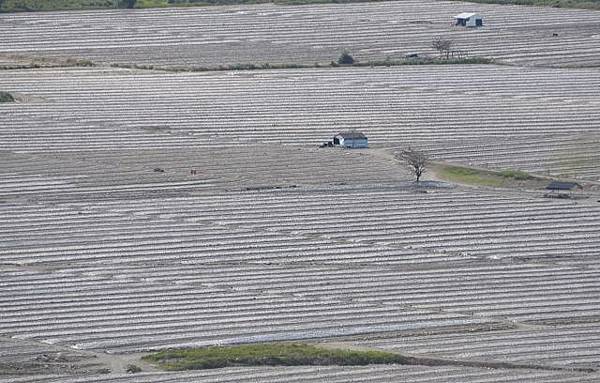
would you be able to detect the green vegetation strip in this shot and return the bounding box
[0,56,490,72]
[112,57,493,73]
[142,343,409,370]
[0,57,94,71]
[434,164,541,188]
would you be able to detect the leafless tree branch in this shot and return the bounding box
[432,36,453,60]
[397,147,430,182]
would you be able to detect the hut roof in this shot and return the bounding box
[546,181,582,191]
[454,12,479,19]
[336,131,367,140]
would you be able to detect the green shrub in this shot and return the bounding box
[0,91,14,103]
[126,364,142,373]
[117,0,137,7]
[337,50,355,65]
[65,58,95,67]
[499,169,532,180]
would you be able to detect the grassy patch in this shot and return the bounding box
[142,343,408,370]
[434,164,542,188]
[436,165,504,187]
[0,91,15,103]
[498,169,533,180]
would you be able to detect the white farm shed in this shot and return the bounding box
[454,13,483,27]
[333,131,368,148]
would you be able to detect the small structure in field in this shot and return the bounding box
[545,181,582,198]
[333,131,368,148]
[454,13,483,28]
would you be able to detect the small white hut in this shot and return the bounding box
[454,12,483,28]
[333,131,368,149]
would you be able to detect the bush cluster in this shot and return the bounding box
[499,169,532,180]
[337,50,355,65]
[0,91,15,103]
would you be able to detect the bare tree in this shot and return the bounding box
[432,36,453,60]
[398,147,429,182]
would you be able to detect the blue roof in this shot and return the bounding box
[546,181,581,190]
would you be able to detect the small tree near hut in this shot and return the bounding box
[398,147,430,182]
[432,36,453,60]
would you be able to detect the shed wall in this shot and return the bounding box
[466,16,482,27]
[341,138,368,148]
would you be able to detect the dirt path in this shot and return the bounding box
[88,350,159,374]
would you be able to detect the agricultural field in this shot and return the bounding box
[1,1,600,68]
[1,65,599,180]
[1,0,600,382]
[2,182,600,380]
